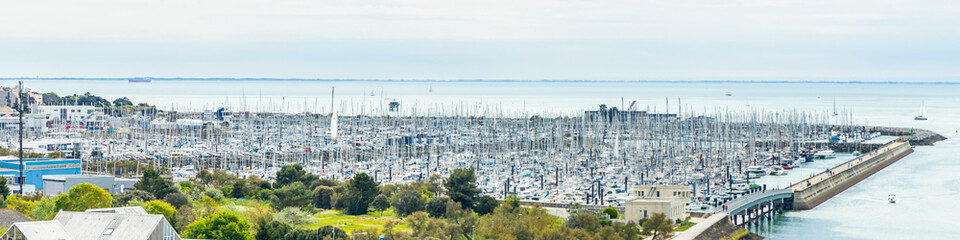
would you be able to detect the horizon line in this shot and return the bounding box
[0,77,958,85]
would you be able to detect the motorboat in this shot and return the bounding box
[814,150,836,159]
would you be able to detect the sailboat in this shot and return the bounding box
[914,101,927,120]
[429,86,433,93]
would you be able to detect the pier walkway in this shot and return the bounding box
[710,141,913,228]
[789,141,912,209]
[718,189,793,227]
[789,141,906,192]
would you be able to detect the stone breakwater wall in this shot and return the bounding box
[790,142,913,210]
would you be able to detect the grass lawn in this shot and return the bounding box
[305,209,412,234]
[674,223,696,232]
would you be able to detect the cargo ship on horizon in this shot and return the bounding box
[128,77,151,83]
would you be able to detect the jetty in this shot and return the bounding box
[683,140,918,238]
[789,141,913,209]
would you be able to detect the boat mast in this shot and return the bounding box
[18,81,24,195]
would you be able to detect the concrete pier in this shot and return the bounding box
[789,141,914,210]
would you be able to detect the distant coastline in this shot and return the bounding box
[0,78,958,85]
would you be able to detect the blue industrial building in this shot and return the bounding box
[0,158,81,193]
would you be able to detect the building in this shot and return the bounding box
[0,158,82,194]
[34,105,107,127]
[632,185,693,202]
[1,206,181,240]
[624,185,693,222]
[0,86,43,108]
[42,174,138,196]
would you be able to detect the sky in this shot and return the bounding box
[1,0,959,81]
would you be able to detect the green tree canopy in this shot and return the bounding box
[565,212,600,234]
[113,97,133,107]
[270,181,312,211]
[30,197,58,220]
[135,167,174,199]
[344,173,379,215]
[474,195,499,215]
[182,211,252,240]
[425,197,449,218]
[112,189,156,207]
[0,175,9,200]
[143,200,176,223]
[55,183,112,211]
[391,189,425,217]
[275,164,308,188]
[602,207,619,219]
[641,213,673,240]
[163,192,190,209]
[255,220,291,240]
[312,185,335,209]
[274,207,311,227]
[444,167,482,209]
[371,194,390,216]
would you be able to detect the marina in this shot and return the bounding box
[0,79,955,239]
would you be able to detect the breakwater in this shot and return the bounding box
[789,141,913,210]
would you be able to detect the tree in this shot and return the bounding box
[270,181,312,211]
[113,97,133,107]
[182,211,253,240]
[0,176,9,200]
[275,164,307,188]
[566,212,600,233]
[143,200,177,226]
[479,204,557,240]
[255,220,291,240]
[503,194,521,211]
[274,207,311,227]
[597,226,624,240]
[391,189,425,217]
[204,187,225,201]
[113,190,156,207]
[6,196,34,217]
[474,195,499,215]
[613,221,640,240]
[535,227,593,240]
[602,207,619,219]
[163,192,190,208]
[313,186,335,209]
[231,178,249,198]
[55,183,112,211]
[344,173,379,215]
[197,170,213,186]
[444,167,482,209]
[30,197,57,220]
[174,205,196,232]
[641,213,673,240]
[135,167,174,199]
[371,194,390,216]
[426,197,449,218]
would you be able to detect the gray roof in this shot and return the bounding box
[7,221,74,240]
[0,209,30,226]
[85,206,150,215]
[54,211,163,240]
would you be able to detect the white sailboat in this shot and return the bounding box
[914,101,927,120]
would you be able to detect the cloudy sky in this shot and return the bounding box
[1,0,958,81]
